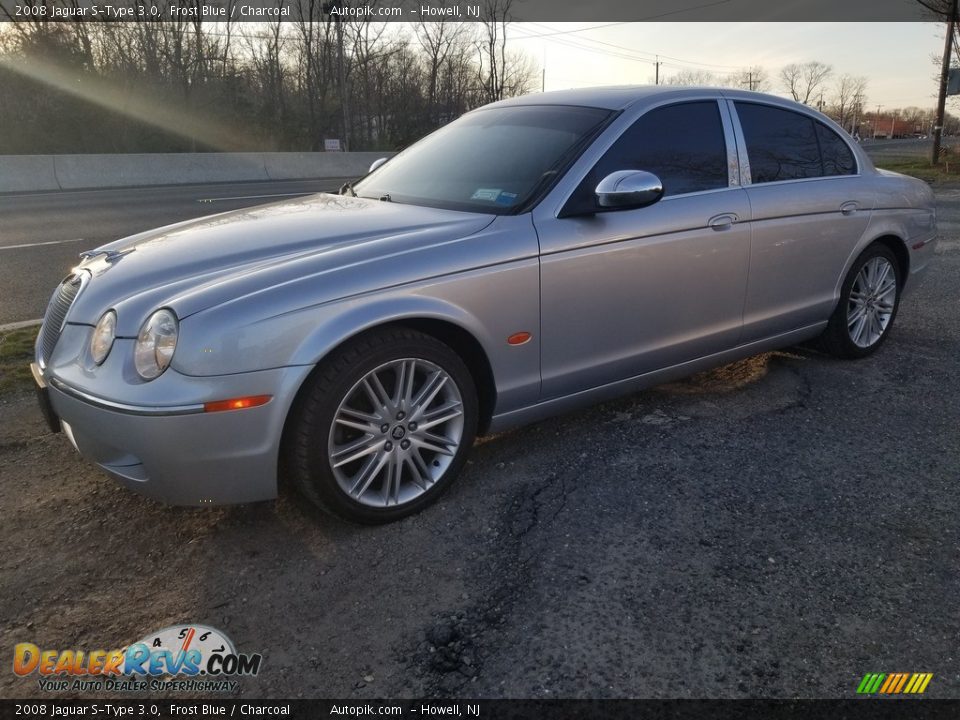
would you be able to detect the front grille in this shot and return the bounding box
[38,272,85,366]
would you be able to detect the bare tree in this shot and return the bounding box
[780,61,833,104]
[416,12,470,125]
[830,74,868,132]
[476,0,512,103]
[665,68,715,86]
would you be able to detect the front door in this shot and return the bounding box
[534,100,752,399]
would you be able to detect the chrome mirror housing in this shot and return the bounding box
[368,157,389,173]
[595,170,664,210]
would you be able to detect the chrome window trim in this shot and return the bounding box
[718,99,741,187]
[725,99,752,187]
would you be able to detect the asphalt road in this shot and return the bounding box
[0,179,350,326]
[0,142,952,327]
[862,136,960,159]
[0,186,958,699]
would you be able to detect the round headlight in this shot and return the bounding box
[134,309,178,380]
[90,310,117,365]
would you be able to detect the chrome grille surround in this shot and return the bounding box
[38,270,89,369]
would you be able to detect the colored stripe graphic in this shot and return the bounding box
[856,672,932,694]
[857,673,886,694]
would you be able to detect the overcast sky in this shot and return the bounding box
[507,22,946,110]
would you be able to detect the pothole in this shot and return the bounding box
[656,353,776,396]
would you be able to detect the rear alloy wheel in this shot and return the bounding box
[817,244,902,358]
[286,328,478,523]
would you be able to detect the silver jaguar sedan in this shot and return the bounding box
[31,86,937,523]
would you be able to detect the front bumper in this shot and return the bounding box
[33,362,311,506]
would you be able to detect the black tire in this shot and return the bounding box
[816,243,902,359]
[283,327,478,524]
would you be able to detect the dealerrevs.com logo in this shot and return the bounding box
[13,625,262,693]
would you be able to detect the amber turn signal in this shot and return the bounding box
[203,395,272,413]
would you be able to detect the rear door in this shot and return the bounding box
[731,100,874,342]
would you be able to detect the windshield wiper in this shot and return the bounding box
[379,193,392,202]
[339,181,357,197]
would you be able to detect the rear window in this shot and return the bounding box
[735,103,823,183]
[816,123,857,176]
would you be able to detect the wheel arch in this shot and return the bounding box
[835,231,911,311]
[279,315,498,475]
[871,234,910,288]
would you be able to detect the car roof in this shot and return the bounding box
[480,85,808,112]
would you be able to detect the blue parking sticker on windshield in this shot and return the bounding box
[495,191,519,206]
[470,188,502,202]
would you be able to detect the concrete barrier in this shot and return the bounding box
[0,152,394,193]
[54,152,270,190]
[263,151,388,181]
[0,155,60,193]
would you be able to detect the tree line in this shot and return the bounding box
[1,12,956,155]
[0,4,537,154]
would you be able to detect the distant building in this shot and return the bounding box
[862,115,924,139]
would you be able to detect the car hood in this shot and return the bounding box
[69,193,495,334]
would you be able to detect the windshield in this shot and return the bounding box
[353,105,612,214]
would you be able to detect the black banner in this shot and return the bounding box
[4,700,960,720]
[0,0,941,23]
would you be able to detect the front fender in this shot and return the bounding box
[173,265,542,418]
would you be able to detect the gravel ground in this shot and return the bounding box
[1,186,958,700]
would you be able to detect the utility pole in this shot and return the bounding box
[933,0,958,164]
[655,55,660,85]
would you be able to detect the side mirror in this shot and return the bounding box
[595,170,663,210]
[368,157,389,173]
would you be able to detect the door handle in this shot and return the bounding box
[840,201,859,216]
[708,213,738,231]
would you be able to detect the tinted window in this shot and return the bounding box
[592,101,729,197]
[736,103,822,183]
[353,105,611,214]
[816,123,857,176]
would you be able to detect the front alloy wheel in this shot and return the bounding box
[329,358,465,508]
[285,327,478,523]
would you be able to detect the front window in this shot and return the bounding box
[353,105,612,214]
[591,100,729,197]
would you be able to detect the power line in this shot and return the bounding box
[518,20,742,70]
[511,22,744,75]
